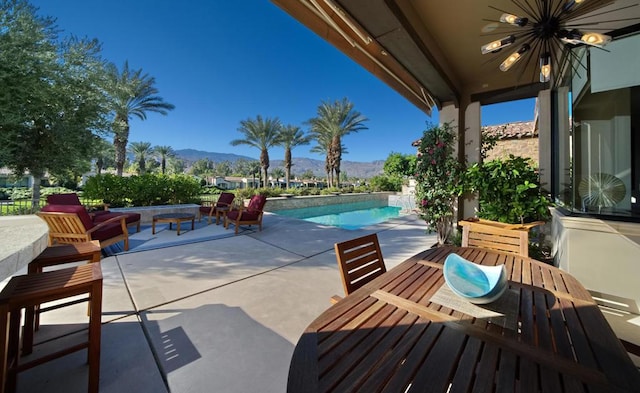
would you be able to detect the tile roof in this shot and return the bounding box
[411,120,537,146]
[483,120,537,139]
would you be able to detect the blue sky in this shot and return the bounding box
[30,0,535,163]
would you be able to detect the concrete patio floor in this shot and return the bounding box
[7,212,438,393]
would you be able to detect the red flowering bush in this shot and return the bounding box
[415,122,465,245]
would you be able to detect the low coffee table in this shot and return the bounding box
[152,213,195,236]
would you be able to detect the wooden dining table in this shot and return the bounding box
[287,246,640,393]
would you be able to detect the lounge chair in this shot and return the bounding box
[198,192,235,225]
[224,195,267,235]
[46,193,140,232]
[331,234,387,303]
[37,204,129,250]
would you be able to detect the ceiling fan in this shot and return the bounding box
[481,0,638,84]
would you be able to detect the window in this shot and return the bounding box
[553,34,640,220]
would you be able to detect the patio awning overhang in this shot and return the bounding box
[271,0,639,113]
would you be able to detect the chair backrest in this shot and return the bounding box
[247,195,267,212]
[459,220,529,257]
[334,234,387,295]
[41,204,94,229]
[216,192,235,207]
[37,211,93,245]
[46,193,82,206]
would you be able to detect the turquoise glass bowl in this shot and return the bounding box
[443,253,508,304]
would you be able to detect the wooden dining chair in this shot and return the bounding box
[332,234,387,303]
[458,220,529,257]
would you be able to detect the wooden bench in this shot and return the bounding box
[0,263,103,393]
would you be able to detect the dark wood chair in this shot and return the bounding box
[0,263,103,393]
[332,234,387,303]
[224,195,267,235]
[458,219,529,257]
[198,192,235,225]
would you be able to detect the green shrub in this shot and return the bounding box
[83,174,202,207]
[465,155,551,224]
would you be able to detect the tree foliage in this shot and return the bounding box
[307,98,367,187]
[278,124,310,188]
[383,152,416,177]
[0,0,110,202]
[230,115,281,187]
[105,61,174,176]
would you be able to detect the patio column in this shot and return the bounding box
[440,100,481,220]
[463,100,481,219]
[537,89,552,189]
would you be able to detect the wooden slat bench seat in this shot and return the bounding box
[0,263,103,393]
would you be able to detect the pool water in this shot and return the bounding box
[274,200,404,230]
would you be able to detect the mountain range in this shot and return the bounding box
[173,149,385,179]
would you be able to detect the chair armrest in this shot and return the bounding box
[86,215,127,235]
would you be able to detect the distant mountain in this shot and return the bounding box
[173,149,254,163]
[173,149,384,179]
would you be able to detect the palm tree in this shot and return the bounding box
[278,124,311,188]
[309,130,332,186]
[307,98,368,187]
[129,141,153,174]
[153,145,174,174]
[106,61,174,176]
[271,168,285,188]
[92,137,115,175]
[230,116,281,187]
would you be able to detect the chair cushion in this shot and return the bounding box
[46,193,82,205]
[41,204,94,230]
[216,192,235,207]
[91,222,124,241]
[199,206,213,214]
[247,195,267,212]
[92,212,141,225]
[227,210,259,221]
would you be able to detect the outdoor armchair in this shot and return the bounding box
[46,193,141,232]
[224,195,267,235]
[198,192,235,225]
[37,204,129,251]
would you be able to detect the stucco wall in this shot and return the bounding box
[552,208,640,313]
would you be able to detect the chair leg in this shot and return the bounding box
[22,304,35,355]
[87,282,102,393]
[0,305,9,393]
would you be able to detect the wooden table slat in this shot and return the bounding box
[287,246,640,393]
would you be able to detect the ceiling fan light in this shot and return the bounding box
[500,13,528,26]
[481,35,516,54]
[499,44,529,72]
[564,0,586,11]
[540,54,551,82]
[581,32,611,46]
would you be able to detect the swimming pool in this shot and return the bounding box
[274,200,404,230]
